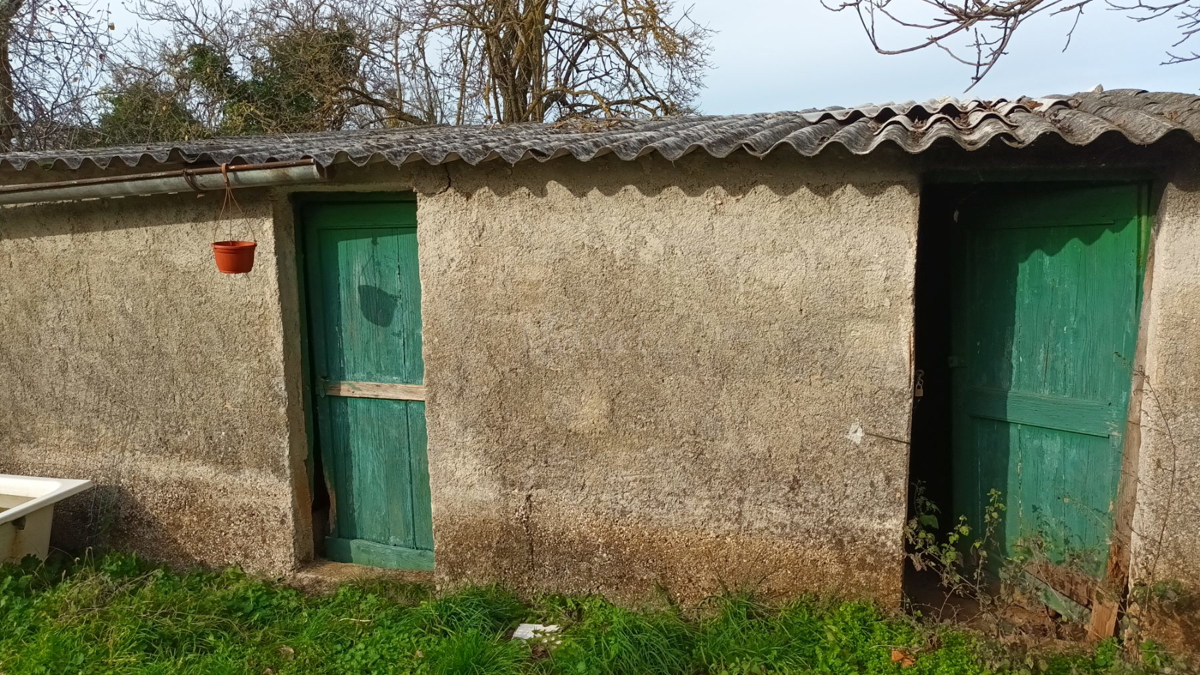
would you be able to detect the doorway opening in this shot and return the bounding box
[909,185,958,538]
[296,195,435,572]
[905,185,959,606]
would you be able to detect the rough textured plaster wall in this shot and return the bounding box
[1131,161,1200,649]
[0,192,305,574]
[418,152,919,604]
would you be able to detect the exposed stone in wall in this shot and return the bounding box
[416,152,920,604]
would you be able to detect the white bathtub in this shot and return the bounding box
[0,475,93,563]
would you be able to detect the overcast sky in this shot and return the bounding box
[687,1,1195,113]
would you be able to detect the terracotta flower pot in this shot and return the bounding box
[211,240,257,274]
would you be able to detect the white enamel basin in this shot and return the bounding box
[0,474,93,563]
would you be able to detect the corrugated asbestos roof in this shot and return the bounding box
[2,89,1197,171]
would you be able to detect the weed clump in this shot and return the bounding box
[543,596,695,674]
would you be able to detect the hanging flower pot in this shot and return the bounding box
[211,240,257,274]
[208,164,258,274]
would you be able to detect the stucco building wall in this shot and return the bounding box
[414,152,920,603]
[0,192,310,573]
[1130,160,1200,647]
[5,148,1200,628]
[0,152,923,603]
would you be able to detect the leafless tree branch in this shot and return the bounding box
[1,0,115,149]
[824,0,1200,88]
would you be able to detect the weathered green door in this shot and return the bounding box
[951,184,1147,607]
[302,198,433,570]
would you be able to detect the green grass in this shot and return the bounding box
[0,553,1181,674]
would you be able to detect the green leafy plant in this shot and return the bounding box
[905,483,1006,612]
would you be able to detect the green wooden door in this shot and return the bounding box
[301,198,433,570]
[951,184,1147,608]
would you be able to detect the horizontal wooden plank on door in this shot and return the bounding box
[325,536,434,571]
[965,387,1123,438]
[325,380,427,401]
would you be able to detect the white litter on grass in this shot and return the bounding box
[512,623,560,641]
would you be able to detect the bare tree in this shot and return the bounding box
[824,0,1200,89]
[412,0,712,123]
[97,0,710,145]
[0,0,114,150]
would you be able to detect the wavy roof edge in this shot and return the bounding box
[2,89,1198,172]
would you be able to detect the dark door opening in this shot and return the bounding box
[910,186,957,527]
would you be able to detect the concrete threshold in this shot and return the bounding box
[287,559,434,596]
